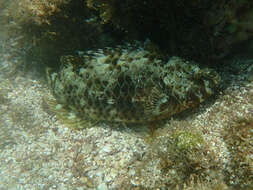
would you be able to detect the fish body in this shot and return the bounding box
[47,44,221,125]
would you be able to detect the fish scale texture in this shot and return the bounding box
[47,44,221,125]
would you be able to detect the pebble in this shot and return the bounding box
[97,183,108,190]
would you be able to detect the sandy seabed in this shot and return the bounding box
[0,36,252,190]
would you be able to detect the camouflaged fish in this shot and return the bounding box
[46,43,221,127]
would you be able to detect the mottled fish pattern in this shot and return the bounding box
[47,43,221,126]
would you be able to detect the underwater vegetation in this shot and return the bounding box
[46,42,221,127]
[0,0,71,25]
[223,117,253,188]
[0,0,122,71]
[128,115,253,189]
[132,122,226,190]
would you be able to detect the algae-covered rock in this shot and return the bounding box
[47,42,221,127]
[0,0,119,70]
[86,0,253,62]
[134,125,225,189]
[224,0,253,45]
[86,0,228,61]
[223,118,253,188]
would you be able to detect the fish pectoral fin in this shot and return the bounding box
[44,97,98,129]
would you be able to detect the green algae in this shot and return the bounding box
[171,130,204,153]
